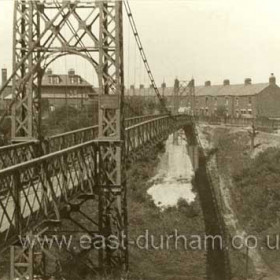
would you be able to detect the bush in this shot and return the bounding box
[233,147,280,232]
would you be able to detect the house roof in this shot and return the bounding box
[42,74,93,88]
[195,83,270,97]
[125,82,273,97]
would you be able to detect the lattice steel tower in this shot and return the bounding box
[10,0,127,278]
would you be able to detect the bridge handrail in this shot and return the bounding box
[125,115,170,131]
[0,139,118,176]
[0,115,171,174]
[0,114,166,169]
[48,125,99,140]
[0,114,164,150]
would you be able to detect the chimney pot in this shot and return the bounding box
[205,81,211,87]
[1,68,7,86]
[245,78,252,85]
[223,79,230,86]
[161,82,166,88]
[68,68,75,76]
[269,73,276,85]
[46,68,52,75]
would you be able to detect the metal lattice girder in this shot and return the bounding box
[12,1,41,141]
[173,78,195,114]
[11,0,117,142]
[96,0,128,274]
[0,115,192,250]
[10,245,34,280]
[11,237,46,280]
[0,114,192,276]
[0,140,100,250]
[0,115,165,170]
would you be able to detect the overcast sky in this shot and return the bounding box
[1,0,280,87]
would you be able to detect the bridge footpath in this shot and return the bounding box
[0,114,193,253]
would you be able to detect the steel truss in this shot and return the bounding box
[9,0,127,278]
[0,115,192,279]
[173,78,195,114]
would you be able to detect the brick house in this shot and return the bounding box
[194,74,280,119]
[42,68,95,111]
[125,74,280,119]
[1,68,96,113]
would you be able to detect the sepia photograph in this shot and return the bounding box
[0,0,280,279]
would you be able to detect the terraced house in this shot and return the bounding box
[195,74,280,119]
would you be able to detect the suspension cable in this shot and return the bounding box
[124,1,170,114]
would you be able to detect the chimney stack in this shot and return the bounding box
[205,81,211,87]
[269,73,276,85]
[161,82,166,89]
[244,78,252,85]
[223,79,230,86]
[68,68,75,76]
[46,68,52,75]
[140,84,144,89]
[1,68,7,86]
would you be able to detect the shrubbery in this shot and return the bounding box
[233,147,280,233]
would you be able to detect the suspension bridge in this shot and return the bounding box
[0,1,199,279]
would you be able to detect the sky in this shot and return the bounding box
[1,0,280,88]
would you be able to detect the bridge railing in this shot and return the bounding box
[0,114,192,249]
[0,114,167,169]
[0,141,38,170]
[126,116,171,157]
[0,139,104,247]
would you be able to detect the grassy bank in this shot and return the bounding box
[199,125,280,278]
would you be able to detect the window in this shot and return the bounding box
[49,76,59,84]
[235,109,239,117]
[53,77,59,84]
[225,97,229,106]
[70,77,75,84]
[248,97,252,106]
[248,109,252,115]
[235,97,239,106]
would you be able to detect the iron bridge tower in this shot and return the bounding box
[10,0,127,278]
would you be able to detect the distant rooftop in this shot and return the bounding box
[42,68,93,87]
